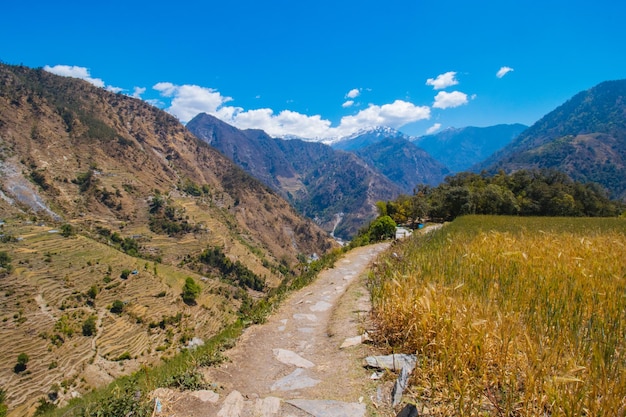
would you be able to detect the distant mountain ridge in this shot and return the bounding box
[355,137,450,192]
[479,79,626,199]
[329,126,409,150]
[413,124,527,172]
[187,113,403,239]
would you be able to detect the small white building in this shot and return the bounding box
[395,227,413,240]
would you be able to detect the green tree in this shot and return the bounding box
[0,251,11,274]
[369,215,397,241]
[60,223,75,237]
[182,277,201,305]
[14,353,29,373]
[110,300,124,314]
[82,316,97,336]
[87,285,98,300]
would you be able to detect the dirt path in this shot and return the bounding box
[155,242,393,417]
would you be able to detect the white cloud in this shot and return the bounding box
[153,82,233,123]
[342,100,355,108]
[433,91,468,109]
[106,86,124,93]
[426,123,442,134]
[43,65,105,88]
[154,83,430,139]
[345,88,361,99]
[132,87,146,98]
[496,66,514,78]
[426,71,459,90]
[338,100,430,134]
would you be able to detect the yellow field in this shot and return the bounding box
[370,216,626,416]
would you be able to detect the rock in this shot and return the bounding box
[310,301,333,312]
[217,390,244,417]
[340,332,371,349]
[391,365,411,406]
[272,348,315,368]
[189,389,219,403]
[254,396,281,416]
[287,399,366,417]
[186,337,204,350]
[363,354,417,372]
[270,368,321,391]
[396,403,419,417]
[340,335,363,349]
[293,313,318,322]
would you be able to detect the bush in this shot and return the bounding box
[0,251,12,273]
[182,277,201,305]
[82,316,97,336]
[33,398,56,415]
[60,223,75,237]
[14,353,29,373]
[368,215,397,241]
[110,300,124,314]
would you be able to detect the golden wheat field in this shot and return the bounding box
[370,216,626,416]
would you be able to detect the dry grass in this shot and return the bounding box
[370,216,626,416]
[0,221,237,416]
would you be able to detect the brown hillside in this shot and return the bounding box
[0,63,334,415]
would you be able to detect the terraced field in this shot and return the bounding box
[0,221,240,416]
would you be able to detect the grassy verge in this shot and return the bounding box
[370,215,626,416]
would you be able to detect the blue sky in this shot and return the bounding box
[2,0,626,139]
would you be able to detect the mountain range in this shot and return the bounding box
[187,114,404,239]
[1,61,625,415]
[413,124,528,172]
[479,79,626,199]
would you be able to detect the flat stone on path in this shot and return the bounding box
[270,368,321,391]
[293,313,318,322]
[287,399,367,417]
[254,396,282,416]
[273,348,315,368]
[310,300,332,312]
[217,390,245,417]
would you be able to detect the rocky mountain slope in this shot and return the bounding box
[187,113,403,240]
[479,80,626,199]
[0,63,334,415]
[355,137,450,192]
[413,124,527,172]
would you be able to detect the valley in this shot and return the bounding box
[0,61,625,417]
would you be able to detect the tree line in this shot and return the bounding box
[379,169,624,225]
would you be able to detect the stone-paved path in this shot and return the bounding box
[154,242,391,417]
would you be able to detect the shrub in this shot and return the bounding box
[82,316,97,336]
[14,353,29,373]
[368,215,396,241]
[182,277,201,305]
[60,223,74,237]
[110,300,124,314]
[33,398,56,415]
